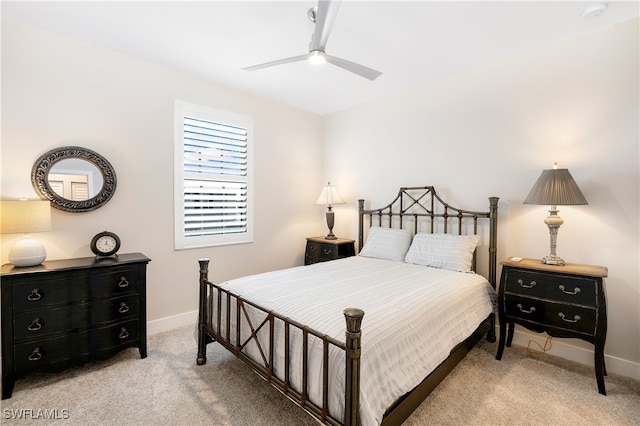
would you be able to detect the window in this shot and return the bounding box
[174,100,253,249]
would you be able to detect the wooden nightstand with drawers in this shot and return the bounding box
[495,257,608,395]
[304,237,355,265]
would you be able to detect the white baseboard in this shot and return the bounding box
[503,327,640,381]
[147,310,198,336]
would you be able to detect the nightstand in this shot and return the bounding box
[305,237,355,265]
[495,257,608,395]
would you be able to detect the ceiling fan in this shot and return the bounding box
[242,0,382,81]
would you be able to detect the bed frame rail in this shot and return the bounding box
[197,259,364,426]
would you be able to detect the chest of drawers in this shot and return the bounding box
[1,253,150,399]
[304,236,355,265]
[495,258,608,394]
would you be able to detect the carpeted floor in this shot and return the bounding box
[2,325,639,425]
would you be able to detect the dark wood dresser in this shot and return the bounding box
[1,253,150,399]
[495,257,608,394]
[305,236,355,265]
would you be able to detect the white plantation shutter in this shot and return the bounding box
[175,101,253,249]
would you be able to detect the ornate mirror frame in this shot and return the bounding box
[31,146,117,212]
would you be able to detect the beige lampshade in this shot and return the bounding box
[1,200,52,234]
[315,182,345,206]
[523,168,588,206]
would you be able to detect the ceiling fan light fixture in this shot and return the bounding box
[308,50,326,65]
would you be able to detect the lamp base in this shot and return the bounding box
[541,255,565,266]
[324,209,337,240]
[542,207,565,266]
[9,237,47,267]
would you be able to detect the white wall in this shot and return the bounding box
[324,19,639,378]
[1,21,325,327]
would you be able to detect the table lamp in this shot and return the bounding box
[315,182,345,240]
[1,199,52,267]
[523,163,588,265]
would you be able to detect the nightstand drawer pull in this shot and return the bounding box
[28,347,42,361]
[118,277,129,288]
[517,279,536,289]
[27,318,42,331]
[323,248,332,255]
[119,327,129,339]
[119,302,130,314]
[558,312,581,323]
[27,288,42,301]
[558,285,581,295]
[516,303,536,314]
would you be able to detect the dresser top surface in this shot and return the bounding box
[1,253,150,277]
[501,257,607,278]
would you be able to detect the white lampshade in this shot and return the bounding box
[1,200,52,267]
[315,182,345,207]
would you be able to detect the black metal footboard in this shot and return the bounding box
[196,258,363,426]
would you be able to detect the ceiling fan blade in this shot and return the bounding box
[242,54,309,72]
[325,55,382,81]
[310,0,341,51]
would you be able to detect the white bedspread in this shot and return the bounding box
[214,256,496,425]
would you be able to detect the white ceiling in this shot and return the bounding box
[3,1,638,115]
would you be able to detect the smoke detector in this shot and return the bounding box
[583,3,608,18]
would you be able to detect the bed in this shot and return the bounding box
[196,186,499,425]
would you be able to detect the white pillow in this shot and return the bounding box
[404,233,480,272]
[359,226,413,262]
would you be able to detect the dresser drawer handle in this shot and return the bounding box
[118,277,130,288]
[119,327,129,339]
[28,347,43,361]
[517,279,536,289]
[516,303,536,314]
[27,288,42,301]
[558,312,581,323]
[558,285,581,295]
[323,248,333,255]
[27,318,43,331]
[119,302,130,314]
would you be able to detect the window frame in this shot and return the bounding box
[174,100,254,250]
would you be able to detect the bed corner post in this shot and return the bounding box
[487,197,499,343]
[197,258,210,366]
[358,199,365,253]
[488,197,499,288]
[344,308,364,426]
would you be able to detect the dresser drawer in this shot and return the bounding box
[306,242,338,263]
[94,320,140,352]
[503,268,597,307]
[91,295,139,324]
[13,304,90,340]
[90,266,140,298]
[13,331,92,375]
[505,295,597,335]
[12,274,90,311]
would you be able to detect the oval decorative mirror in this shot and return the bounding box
[31,146,117,212]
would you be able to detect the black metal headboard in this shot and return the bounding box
[358,186,499,287]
